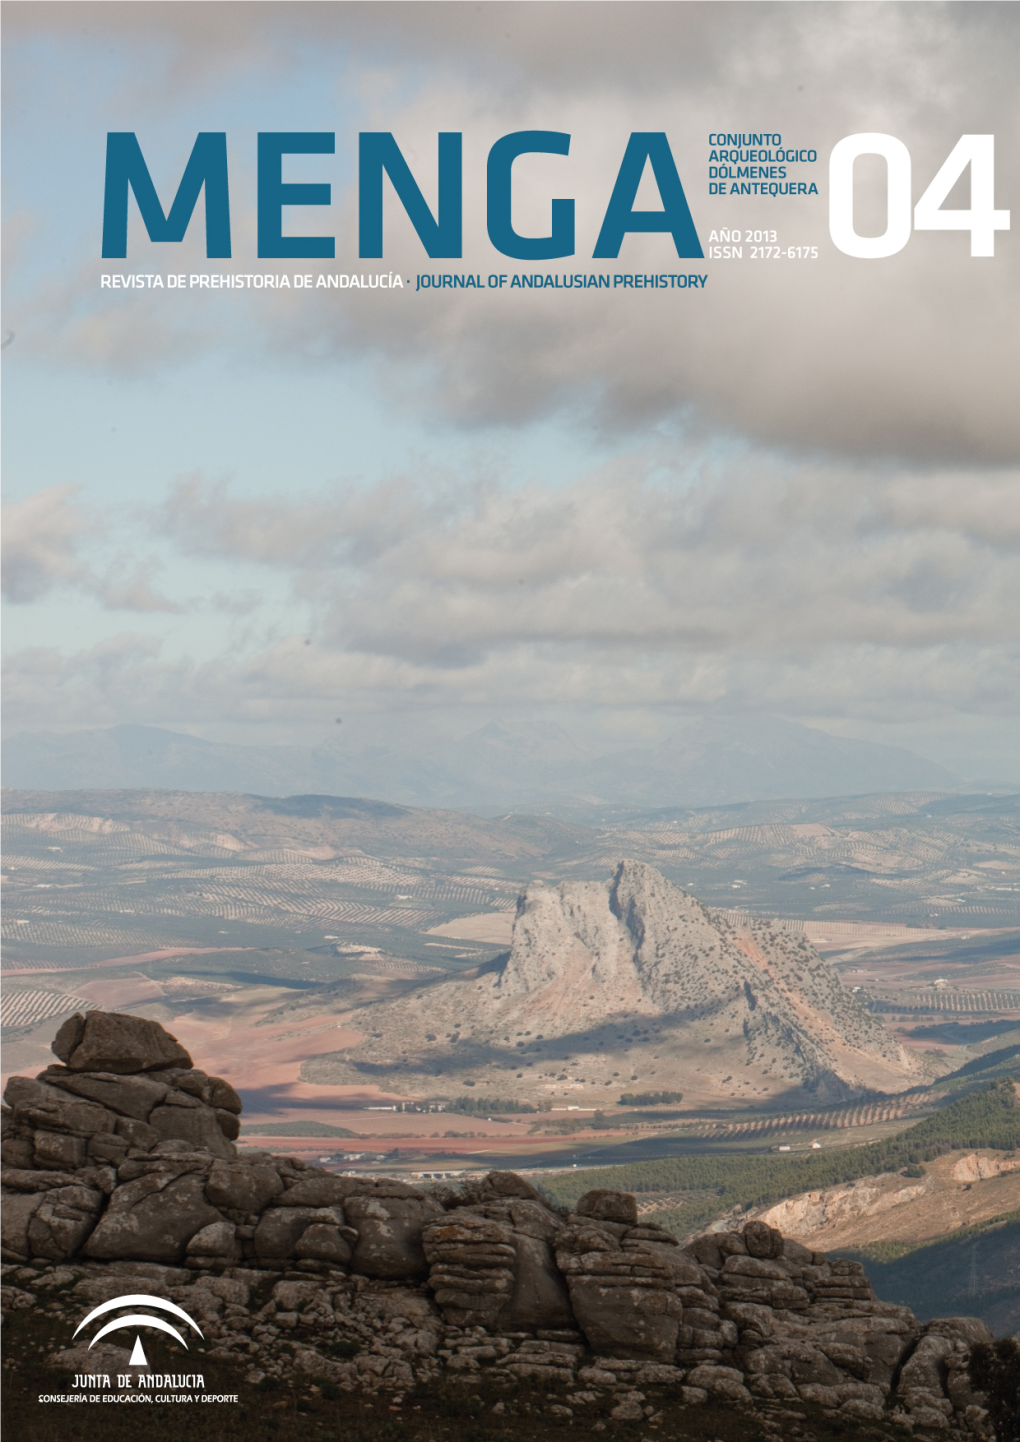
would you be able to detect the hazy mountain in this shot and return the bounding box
[576,715,960,808]
[2,714,959,810]
[302,861,922,1105]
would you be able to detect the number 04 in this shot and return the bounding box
[829,133,1010,258]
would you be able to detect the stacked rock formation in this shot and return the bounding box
[2,1012,444,1276]
[0,1013,999,1435]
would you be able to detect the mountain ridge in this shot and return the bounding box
[302,860,922,1106]
[2,715,962,810]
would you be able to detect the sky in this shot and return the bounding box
[2,1,1019,780]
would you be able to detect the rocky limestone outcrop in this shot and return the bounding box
[0,1012,1000,1436]
[500,861,917,1095]
[553,1190,688,1364]
[310,860,921,1103]
[422,1170,574,1334]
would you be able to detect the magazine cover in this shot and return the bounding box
[3,3,1019,1439]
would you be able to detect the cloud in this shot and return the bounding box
[3,634,193,730]
[0,3,823,96]
[9,4,1017,105]
[1,485,181,612]
[3,4,1018,752]
[158,472,429,570]
[6,445,1019,732]
[1,485,93,603]
[2,450,983,733]
[5,3,1019,462]
[4,629,1017,738]
[157,455,1020,661]
[7,460,1020,732]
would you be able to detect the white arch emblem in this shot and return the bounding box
[74,1293,204,1359]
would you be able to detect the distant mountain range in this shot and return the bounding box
[2,716,961,811]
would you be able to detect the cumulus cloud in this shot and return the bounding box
[156,456,1020,663]
[6,3,1019,462]
[2,485,181,612]
[1,485,93,603]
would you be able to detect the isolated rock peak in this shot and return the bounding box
[502,859,742,999]
[496,861,915,1094]
[314,859,920,1106]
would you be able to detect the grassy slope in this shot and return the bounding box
[935,1042,1020,1092]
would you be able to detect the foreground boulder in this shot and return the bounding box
[555,1214,684,1361]
[53,1011,194,1074]
[422,1173,574,1333]
[0,1012,1002,1434]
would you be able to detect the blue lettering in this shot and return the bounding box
[486,131,574,260]
[102,133,231,259]
[257,133,334,259]
[359,133,462,258]
[593,133,702,259]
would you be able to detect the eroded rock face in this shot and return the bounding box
[346,1191,441,1280]
[272,1174,360,1208]
[186,1220,241,1263]
[556,1215,684,1361]
[0,1009,1000,1433]
[423,1206,518,1328]
[27,1184,104,1260]
[568,1278,682,1362]
[255,1206,326,1265]
[422,1184,575,1333]
[2,1013,241,1267]
[205,1159,284,1214]
[40,1069,169,1121]
[505,1232,574,1329]
[742,1219,784,1259]
[893,1321,994,1429]
[575,1189,639,1225]
[148,1103,236,1158]
[82,1166,224,1264]
[6,1077,119,1139]
[2,1190,47,1263]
